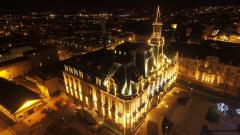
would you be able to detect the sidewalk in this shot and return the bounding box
[176,82,240,106]
[169,97,211,135]
[135,88,179,135]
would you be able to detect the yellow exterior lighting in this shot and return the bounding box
[0,70,9,79]
[16,99,40,113]
[37,83,49,97]
[128,37,132,41]
[61,6,179,134]
[171,24,177,29]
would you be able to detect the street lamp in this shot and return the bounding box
[162,116,170,135]
[165,126,169,135]
[190,87,193,97]
[188,81,192,97]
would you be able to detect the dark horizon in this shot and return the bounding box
[0,0,240,11]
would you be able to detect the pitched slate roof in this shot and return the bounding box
[0,78,40,113]
[65,42,152,97]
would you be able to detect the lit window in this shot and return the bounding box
[79,71,83,78]
[74,69,78,76]
[69,68,73,74]
[64,65,68,71]
[96,77,102,86]
[75,91,78,98]
[66,86,69,93]
[85,97,89,105]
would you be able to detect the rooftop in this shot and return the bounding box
[65,42,152,97]
[0,78,40,113]
[167,41,240,67]
[0,57,29,68]
[34,61,64,80]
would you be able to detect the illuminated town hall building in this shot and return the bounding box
[63,7,178,134]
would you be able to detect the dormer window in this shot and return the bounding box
[96,77,102,86]
[78,70,83,78]
[74,69,78,76]
[64,65,68,71]
[69,67,73,74]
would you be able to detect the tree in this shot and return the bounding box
[206,106,220,123]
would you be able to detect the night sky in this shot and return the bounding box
[0,0,239,11]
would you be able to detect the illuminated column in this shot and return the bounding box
[101,93,105,116]
[145,58,149,77]
[69,77,74,96]
[161,75,164,86]
[202,73,205,82]
[78,82,83,101]
[150,81,154,96]
[217,76,221,84]
[63,74,69,93]
[126,112,130,129]
[211,75,215,83]
[122,114,126,128]
[85,97,89,105]
[65,85,69,93]
[115,111,118,124]
[108,97,112,119]
[63,73,68,86]
[92,87,97,110]
[131,101,135,129]
[195,71,199,80]
[114,83,117,96]
[157,77,160,91]
[73,79,78,98]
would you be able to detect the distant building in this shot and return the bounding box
[0,45,59,80]
[178,56,240,94]
[113,32,136,44]
[0,57,32,80]
[0,78,44,122]
[62,7,178,134]
[30,62,65,97]
[0,46,35,63]
[24,46,59,68]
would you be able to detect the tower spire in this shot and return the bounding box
[152,5,162,37]
[148,6,165,60]
[155,6,161,24]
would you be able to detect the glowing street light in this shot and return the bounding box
[171,24,177,29]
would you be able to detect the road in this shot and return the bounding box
[176,83,240,106]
